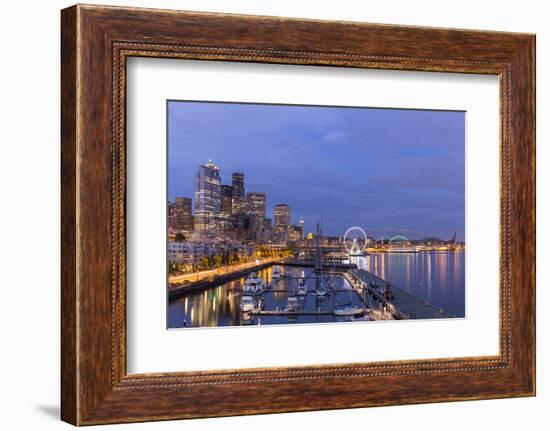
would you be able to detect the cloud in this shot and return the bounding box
[168,101,465,240]
[323,131,347,142]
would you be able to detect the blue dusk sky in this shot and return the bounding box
[168,101,465,241]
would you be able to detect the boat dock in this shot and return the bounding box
[347,269,453,320]
[282,259,356,271]
[266,288,357,294]
[169,258,453,322]
[251,310,335,317]
[169,259,349,300]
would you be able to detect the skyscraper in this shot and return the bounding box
[247,192,266,241]
[247,192,266,227]
[221,185,233,215]
[167,201,176,230]
[263,218,273,243]
[231,172,246,214]
[274,204,291,228]
[274,204,291,244]
[174,197,193,233]
[299,217,305,239]
[219,184,235,238]
[194,160,221,231]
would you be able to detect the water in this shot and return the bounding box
[168,266,365,328]
[167,251,465,329]
[352,251,465,317]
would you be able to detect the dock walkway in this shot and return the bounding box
[348,269,453,320]
[251,310,335,317]
[282,259,355,271]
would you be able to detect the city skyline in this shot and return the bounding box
[168,101,465,240]
[170,163,302,230]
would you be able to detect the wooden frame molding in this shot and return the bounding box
[61,4,535,425]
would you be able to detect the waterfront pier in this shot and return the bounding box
[251,310,335,317]
[169,259,453,321]
[347,268,453,320]
[282,259,356,271]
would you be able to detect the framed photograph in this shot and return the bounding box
[165,101,466,330]
[61,4,535,425]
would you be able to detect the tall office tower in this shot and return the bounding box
[247,214,258,241]
[247,192,266,226]
[274,204,291,228]
[194,160,221,232]
[221,185,233,215]
[246,192,266,241]
[174,197,194,233]
[231,172,247,214]
[299,217,305,239]
[263,218,273,243]
[274,204,291,244]
[167,201,176,230]
[219,184,235,237]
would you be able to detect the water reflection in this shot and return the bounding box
[168,251,465,329]
[168,266,365,328]
[357,251,465,317]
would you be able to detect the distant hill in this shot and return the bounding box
[418,236,445,243]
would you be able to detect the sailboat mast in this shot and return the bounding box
[315,222,320,271]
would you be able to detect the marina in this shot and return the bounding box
[167,250,464,328]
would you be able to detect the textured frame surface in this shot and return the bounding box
[61,4,535,425]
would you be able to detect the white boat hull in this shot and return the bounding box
[334,307,364,316]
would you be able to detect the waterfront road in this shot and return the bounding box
[168,257,281,286]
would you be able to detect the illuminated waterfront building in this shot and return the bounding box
[289,224,303,243]
[168,241,194,264]
[194,160,221,231]
[299,217,305,239]
[168,240,253,266]
[168,241,208,265]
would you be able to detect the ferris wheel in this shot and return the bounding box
[343,226,368,256]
